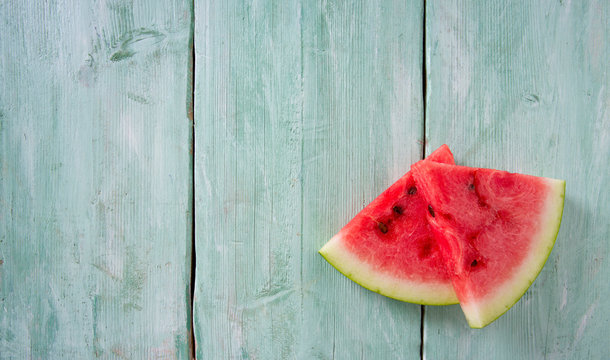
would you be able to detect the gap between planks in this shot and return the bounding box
[420,1,427,359]
[188,0,196,358]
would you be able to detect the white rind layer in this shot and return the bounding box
[461,178,566,328]
[319,235,459,305]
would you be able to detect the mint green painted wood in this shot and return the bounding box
[300,1,424,358]
[0,1,193,358]
[8,1,604,358]
[424,1,609,359]
[193,0,424,358]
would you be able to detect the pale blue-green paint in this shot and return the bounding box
[424,1,609,359]
[193,0,424,358]
[0,0,193,358]
[2,0,608,358]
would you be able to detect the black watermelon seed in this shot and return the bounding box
[428,204,435,217]
[392,205,403,215]
[471,260,478,267]
[408,186,417,195]
[378,222,388,234]
[468,183,475,190]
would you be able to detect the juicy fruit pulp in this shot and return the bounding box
[411,161,565,328]
[319,145,459,305]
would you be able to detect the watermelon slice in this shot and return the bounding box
[319,145,459,305]
[411,161,565,328]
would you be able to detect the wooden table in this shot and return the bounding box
[1,1,607,359]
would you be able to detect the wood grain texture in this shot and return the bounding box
[300,1,424,358]
[193,0,424,358]
[0,0,193,358]
[424,1,609,359]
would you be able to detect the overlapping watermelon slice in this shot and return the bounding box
[411,161,565,328]
[320,145,565,328]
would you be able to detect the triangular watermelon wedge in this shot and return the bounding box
[411,161,565,328]
[319,145,458,305]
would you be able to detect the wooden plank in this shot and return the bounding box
[193,0,424,358]
[193,0,303,358]
[0,1,193,358]
[424,1,609,359]
[299,0,424,358]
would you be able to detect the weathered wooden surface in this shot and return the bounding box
[424,1,609,359]
[2,0,607,358]
[0,0,193,358]
[193,0,424,358]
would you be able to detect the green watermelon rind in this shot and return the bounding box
[462,178,566,329]
[319,237,459,305]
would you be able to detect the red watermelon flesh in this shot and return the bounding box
[319,145,458,305]
[411,161,565,328]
